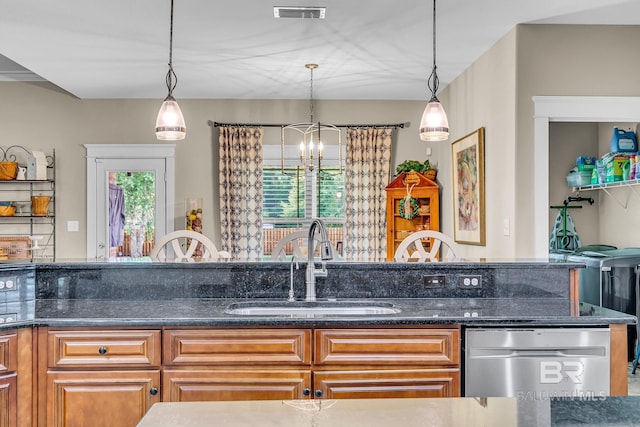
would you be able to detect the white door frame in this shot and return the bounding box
[85,144,175,259]
[533,96,640,258]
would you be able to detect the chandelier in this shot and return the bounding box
[281,64,342,173]
[419,0,449,142]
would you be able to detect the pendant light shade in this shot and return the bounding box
[156,0,186,141]
[420,96,449,142]
[419,0,449,142]
[156,95,186,140]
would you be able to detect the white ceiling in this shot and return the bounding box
[1,0,640,100]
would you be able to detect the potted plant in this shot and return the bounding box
[395,159,437,180]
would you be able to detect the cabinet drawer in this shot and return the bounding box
[163,369,311,402]
[0,331,17,374]
[47,330,161,368]
[315,369,460,398]
[164,329,311,365]
[315,328,459,365]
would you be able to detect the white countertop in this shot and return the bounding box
[135,398,524,427]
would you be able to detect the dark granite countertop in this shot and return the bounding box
[20,298,632,328]
[0,260,634,330]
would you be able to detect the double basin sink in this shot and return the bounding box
[225,300,401,316]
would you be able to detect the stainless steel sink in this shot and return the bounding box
[225,301,401,316]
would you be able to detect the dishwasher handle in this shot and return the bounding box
[471,346,607,359]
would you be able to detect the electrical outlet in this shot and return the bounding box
[423,274,445,288]
[458,275,482,289]
[0,276,17,292]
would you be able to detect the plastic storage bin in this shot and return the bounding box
[566,171,592,187]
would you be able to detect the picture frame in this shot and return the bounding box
[451,127,485,245]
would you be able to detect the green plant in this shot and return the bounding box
[395,159,433,176]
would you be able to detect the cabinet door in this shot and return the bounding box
[163,369,312,402]
[45,370,160,427]
[0,331,17,374]
[314,369,460,399]
[0,373,17,427]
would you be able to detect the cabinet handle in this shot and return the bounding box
[150,387,158,396]
[98,346,107,355]
[315,390,323,398]
[303,388,311,396]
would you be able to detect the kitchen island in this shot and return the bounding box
[135,396,640,427]
[0,260,635,426]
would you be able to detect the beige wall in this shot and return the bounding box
[0,82,433,258]
[515,24,640,255]
[438,27,517,258]
[548,122,599,246]
[6,24,640,260]
[441,24,640,257]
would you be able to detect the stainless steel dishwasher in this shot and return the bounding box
[465,328,610,398]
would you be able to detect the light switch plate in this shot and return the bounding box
[67,220,79,232]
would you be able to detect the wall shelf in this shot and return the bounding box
[0,147,55,261]
[572,180,640,209]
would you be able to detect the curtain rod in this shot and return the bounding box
[209,121,407,129]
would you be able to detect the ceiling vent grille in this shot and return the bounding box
[273,6,326,19]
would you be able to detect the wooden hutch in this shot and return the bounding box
[385,171,440,261]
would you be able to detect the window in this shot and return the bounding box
[262,143,345,257]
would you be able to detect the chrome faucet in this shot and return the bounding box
[305,219,333,301]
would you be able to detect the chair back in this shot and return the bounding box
[271,230,323,261]
[149,230,230,262]
[394,230,460,262]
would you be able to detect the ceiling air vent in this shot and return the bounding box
[273,6,326,19]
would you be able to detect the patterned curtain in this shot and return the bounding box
[344,128,392,261]
[218,127,263,260]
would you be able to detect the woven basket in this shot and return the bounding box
[31,196,51,216]
[0,162,18,180]
[0,205,16,217]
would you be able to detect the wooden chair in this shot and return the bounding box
[270,230,323,261]
[394,230,460,262]
[149,230,230,262]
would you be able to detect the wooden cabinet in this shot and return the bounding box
[163,329,312,402]
[0,330,17,427]
[38,328,161,427]
[313,328,460,399]
[385,171,440,260]
[163,327,460,402]
[34,325,460,421]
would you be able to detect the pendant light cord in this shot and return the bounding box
[427,0,440,101]
[165,0,178,97]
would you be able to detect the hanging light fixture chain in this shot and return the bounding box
[427,0,439,99]
[165,0,178,97]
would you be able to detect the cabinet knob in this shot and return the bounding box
[98,346,107,355]
[150,387,158,396]
[302,388,311,396]
[315,390,323,398]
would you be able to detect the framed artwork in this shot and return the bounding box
[451,127,485,245]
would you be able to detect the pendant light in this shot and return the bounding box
[155,0,186,141]
[419,0,449,142]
